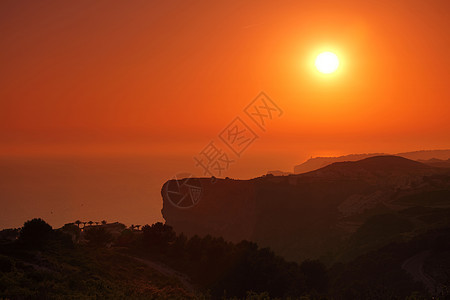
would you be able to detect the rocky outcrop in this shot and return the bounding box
[162,156,450,262]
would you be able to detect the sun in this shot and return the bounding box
[315,52,339,74]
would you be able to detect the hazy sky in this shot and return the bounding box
[1,0,450,229]
[1,0,449,162]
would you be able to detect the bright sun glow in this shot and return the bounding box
[315,52,339,74]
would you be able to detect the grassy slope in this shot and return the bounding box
[0,242,195,299]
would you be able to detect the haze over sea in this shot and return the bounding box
[0,151,300,229]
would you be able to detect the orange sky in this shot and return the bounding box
[1,0,449,162]
[1,0,450,229]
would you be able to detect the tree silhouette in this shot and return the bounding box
[141,222,176,249]
[19,218,53,248]
[88,221,94,227]
[74,220,81,228]
[101,220,107,225]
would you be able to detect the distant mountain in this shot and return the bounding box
[312,155,432,175]
[266,170,292,176]
[293,153,386,174]
[294,149,450,174]
[162,156,450,264]
[397,149,450,160]
[418,158,450,168]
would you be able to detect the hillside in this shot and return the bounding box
[0,237,193,299]
[0,219,330,299]
[3,217,449,299]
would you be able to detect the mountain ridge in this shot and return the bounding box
[293,149,450,174]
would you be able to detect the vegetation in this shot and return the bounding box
[18,218,53,248]
[125,222,330,298]
[1,217,450,299]
[0,219,192,299]
[84,226,114,247]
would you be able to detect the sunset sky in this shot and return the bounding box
[1,0,449,159]
[1,1,449,227]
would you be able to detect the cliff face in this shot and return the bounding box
[162,156,450,262]
[161,179,258,242]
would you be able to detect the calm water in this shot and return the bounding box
[0,155,192,229]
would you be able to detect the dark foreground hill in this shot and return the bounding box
[2,216,450,298]
[0,219,332,299]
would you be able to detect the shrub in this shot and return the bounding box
[19,218,53,248]
[141,222,176,250]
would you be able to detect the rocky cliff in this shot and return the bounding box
[162,156,450,262]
